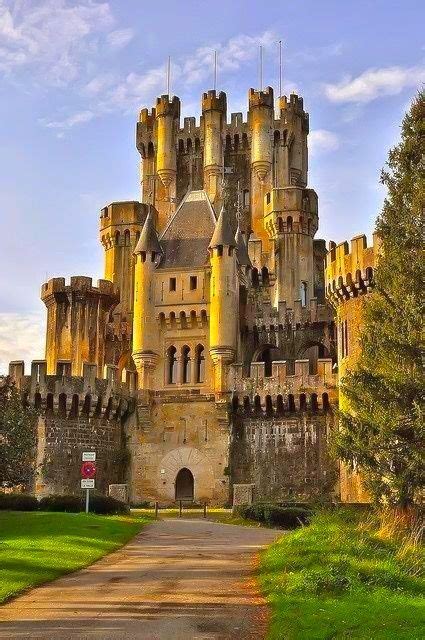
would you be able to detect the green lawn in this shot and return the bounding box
[259,509,424,639]
[0,511,151,604]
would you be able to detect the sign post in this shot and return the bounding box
[81,453,96,513]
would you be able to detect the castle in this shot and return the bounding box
[8,83,378,505]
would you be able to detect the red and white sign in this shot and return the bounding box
[81,461,96,479]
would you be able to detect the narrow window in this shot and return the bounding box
[189,276,197,290]
[181,346,191,383]
[300,281,307,307]
[195,345,205,383]
[167,346,178,384]
[344,319,349,357]
[169,277,176,292]
[243,189,249,207]
[266,192,271,204]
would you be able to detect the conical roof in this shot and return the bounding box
[208,206,236,249]
[134,210,163,255]
[235,225,251,266]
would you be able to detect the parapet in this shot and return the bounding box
[139,107,156,128]
[230,358,336,399]
[201,90,227,114]
[155,94,181,119]
[325,233,381,305]
[9,360,136,421]
[248,86,274,109]
[278,93,305,114]
[41,277,118,304]
[99,201,148,235]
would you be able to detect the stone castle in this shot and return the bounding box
[8,83,378,505]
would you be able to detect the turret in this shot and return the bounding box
[132,211,163,389]
[208,207,238,397]
[41,277,119,377]
[155,95,180,189]
[278,94,309,187]
[202,90,226,207]
[248,86,274,248]
[99,201,149,325]
[264,187,318,309]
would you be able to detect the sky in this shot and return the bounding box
[0,0,424,373]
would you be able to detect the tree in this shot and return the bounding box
[0,376,38,489]
[334,91,425,507]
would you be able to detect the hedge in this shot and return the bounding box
[235,502,312,528]
[0,493,129,515]
[0,493,39,511]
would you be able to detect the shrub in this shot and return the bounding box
[89,494,129,515]
[234,502,312,528]
[39,495,82,512]
[0,493,39,511]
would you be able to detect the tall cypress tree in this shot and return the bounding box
[334,91,424,507]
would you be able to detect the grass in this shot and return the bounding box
[259,508,425,639]
[133,506,266,527]
[0,511,152,604]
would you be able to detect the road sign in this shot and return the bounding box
[81,461,96,479]
[82,452,96,461]
[81,478,95,489]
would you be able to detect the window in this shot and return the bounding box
[169,277,176,292]
[340,320,349,358]
[189,276,197,290]
[243,189,249,207]
[266,192,271,204]
[300,281,307,307]
[167,346,178,384]
[195,345,205,383]
[181,346,191,384]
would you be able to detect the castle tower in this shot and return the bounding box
[277,94,309,188]
[248,86,274,244]
[208,206,238,396]
[202,90,226,209]
[264,186,318,309]
[132,211,163,390]
[41,277,118,376]
[325,232,381,502]
[99,201,148,326]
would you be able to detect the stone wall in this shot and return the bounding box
[231,411,336,502]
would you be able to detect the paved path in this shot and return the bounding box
[0,519,282,640]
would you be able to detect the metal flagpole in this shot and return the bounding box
[167,55,171,96]
[278,40,282,97]
[214,50,217,91]
[259,45,263,89]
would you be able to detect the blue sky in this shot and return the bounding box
[0,0,424,372]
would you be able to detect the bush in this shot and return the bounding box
[0,493,39,511]
[235,502,312,528]
[39,495,82,512]
[89,494,129,515]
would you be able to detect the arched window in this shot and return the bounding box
[258,347,272,377]
[181,346,191,384]
[287,216,293,232]
[195,345,205,383]
[167,346,178,384]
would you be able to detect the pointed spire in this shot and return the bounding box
[235,225,251,267]
[134,210,163,256]
[209,206,236,250]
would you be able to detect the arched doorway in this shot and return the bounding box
[175,468,194,501]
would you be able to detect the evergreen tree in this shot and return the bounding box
[0,377,37,489]
[334,91,425,507]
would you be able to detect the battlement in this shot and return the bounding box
[250,296,333,329]
[248,86,274,108]
[231,358,335,395]
[263,187,318,237]
[9,360,136,420]
[139,107,156,127]
[41,276,118,303]
[325,233,381,304]
[201,90,227,113]
[99,201,148,236]
[155,94,181,118]
[279,93,305,114]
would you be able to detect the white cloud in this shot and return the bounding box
[0,313,44,374]
[106,28,134,50]
[324,64,425,104]
[0,1,132,85]
[40,110,94,130]
[309,129,339,155]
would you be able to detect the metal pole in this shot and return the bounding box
[179,500,182,517]
[155,501,158,518]
[259,45,263,90]
[213,50,217,91]
[167,55,171,96]
[278,40,282,97]
[85,488,89,514]
[203,502,207,518]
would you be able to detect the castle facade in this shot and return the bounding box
[9,84,377,505]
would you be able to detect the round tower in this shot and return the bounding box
[132,211,163,390]
[155,95,180,189]
[202,90,226,207]
[278,94,309,187]
[208,207,238,396]
[248,86,274,182]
